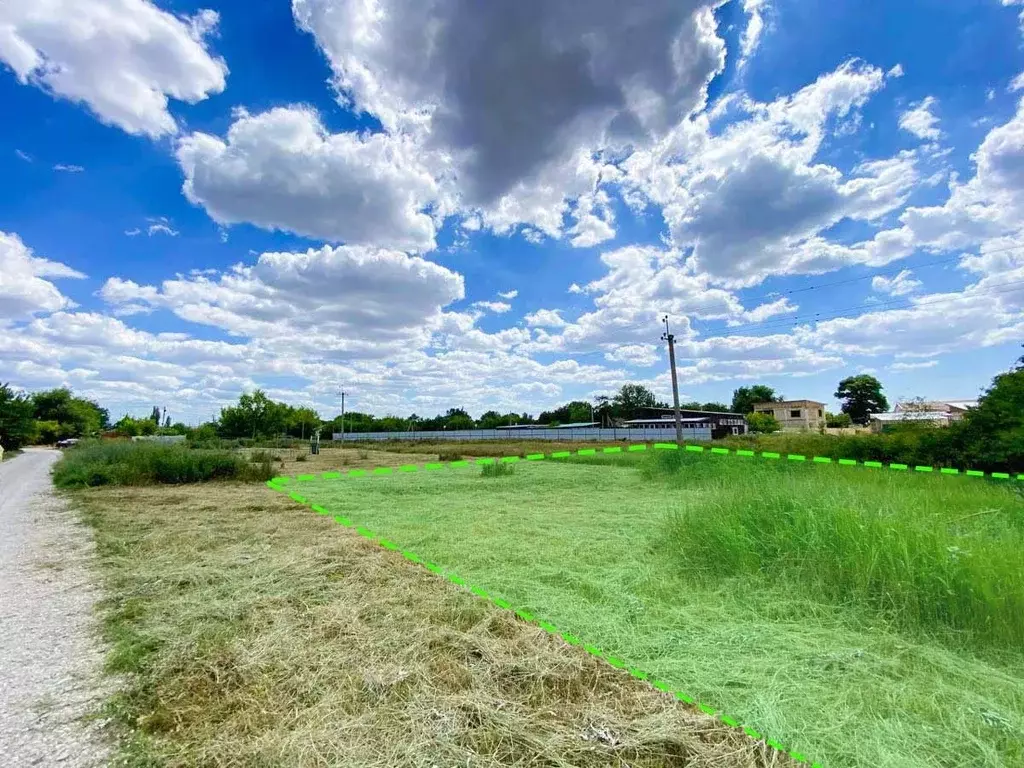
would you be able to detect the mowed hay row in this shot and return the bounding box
[72,482,795,768]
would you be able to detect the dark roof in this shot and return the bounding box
[623,417,710,424]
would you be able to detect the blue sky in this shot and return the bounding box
[2,0,1023,423]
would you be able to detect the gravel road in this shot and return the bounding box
[0,449,111,767]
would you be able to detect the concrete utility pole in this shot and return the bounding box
[662,315,684,446]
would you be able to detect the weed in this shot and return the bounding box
[296,453,309,462]
[438,451,463,462]
[480,462,515,478]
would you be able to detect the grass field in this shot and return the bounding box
[72,480,784,767]
[289,451,1024,768]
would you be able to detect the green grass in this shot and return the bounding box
[294,451,1024,768]
[53,440,274,487]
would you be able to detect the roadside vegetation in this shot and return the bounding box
[52,440,274,487]
[294,451,1024,768]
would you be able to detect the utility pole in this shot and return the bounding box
[662,315,684,446]
[337,388,346,443]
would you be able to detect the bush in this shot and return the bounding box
[52,441,273,488]
[295,452,308,462]
[250,449,277,464]
[480,461,515,478]
[746,412,780,434]
[438,451,463,462]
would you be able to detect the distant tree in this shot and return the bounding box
[164,415,171,429]
[219,390,287,439]
[731,385,783,415]
[612,384,661,420]
[679,401,702,410]
[150,406,162,425]
[289,406,321,439]
[477,410,505,429]
[0,383,37,450]
[951,354,1024,469]
[32,388,106,438]
[835,375,889,425]
[747,412,780,434]
[700,401,730,412]
[825,412,853,428]
[114,414,157,436]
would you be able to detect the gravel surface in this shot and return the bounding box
[0,449,111,767]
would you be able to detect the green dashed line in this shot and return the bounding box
[515,609,535,622]
[651,680,670,692]
[424,562,443,574]
[500,455,520,463]
[787,454,806,462]
[992,472,1010,479]
[424,463,444,470]
[470,586,489,598]
[838,458,857,466]
[536,621,558,633]
[674,691,695,704]
[864,461,882,468]
[915,466,933,472]
[348,469,367,477]
[288,493,307,504]
[399,465,418,472]
[762,452,780,459]
[475,457,495,465]
[605,655,626,668]
[271,476,290,484]
[685,445,704,453]
[711,447,730,455]
[629,668,648,680]
[450,460,469,468]
[310,504,328,514]
[889,463,908,471]
[583,644,603,657]
[297,473,315,481]
[401,550,421,563]
[940,467,960,475]
[355,526,375,539]
[448,574,466,586]
[767,739,785,751]
[736,449,755,457]
[551,451,571,458]
[378,538,399,550]
[720,715,739,728]
[627,444,647,452]
[577,448,597,456]
[493,597,511,610]
[603,446,623,454]
[698,703,716,716]
[372,466,393,475]
[790,751,807,763]
[743,726,762,740]
[332,515,352,527]
[812,456,832,463]
[966,470,984,477]
[526,453,546,461]
[560,632,581,646]
[655,443,679,450]
[321,471,342,479]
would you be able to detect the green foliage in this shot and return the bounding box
[746,412,780,433]
[0,382,36,450]
[835,375,889,425]
[438,450,463,462]
[31,387,107,439]
[52,441,272,488]
[114,414,158,437]
[219,390,289,439]
[826,411,853,428]
[480,461,515,478]
[33,420,63,444]
[477,410,505,429]
[659,452,1024,650]
[731,385,782,415]
[611,383,664,420]
[950,362,1024,471]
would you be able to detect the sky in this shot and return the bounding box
[2,0,1024,424]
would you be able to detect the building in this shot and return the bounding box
[625,407,748,439]
[495,422,598,430]
[870,400,978,433]
[751,400,826,432]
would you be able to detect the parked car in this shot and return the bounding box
[56,438,80,448]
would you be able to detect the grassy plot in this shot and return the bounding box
[72,481,782,767]
[294,452,1024,768]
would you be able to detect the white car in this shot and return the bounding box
[56,438,80,448]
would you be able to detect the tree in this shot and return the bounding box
[32,388,106,438]
[825,412,853,428]
[0,383,36,450]
[731,385,783,415]
[477,410,505,429]
[951,355,1024,470]
[151,406,162,425]
[700,401,730,412]
[612,384,661,420]
[289,407,321,439]
[834,375,889,425]
[219,390,287,439]
[164,416,171,429]
[747,412,780,433]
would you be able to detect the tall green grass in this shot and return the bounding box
[646,451,1024,651]
[53,440,273,487]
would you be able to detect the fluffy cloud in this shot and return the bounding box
[471,301,512,314]
[177,107,445,251]
[524,309,568,328]
[0,231,84,319]
[0,0,227,137]
[622,59,918,286]
[898,96,941,141]
[101,245,466,357]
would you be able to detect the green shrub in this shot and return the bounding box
[480,462,515,478]
[249,449,277,464]
[438,450,463,462]
[295,452,308,462]
[52,441,272,488]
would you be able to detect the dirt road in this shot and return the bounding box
[0,449,110,766]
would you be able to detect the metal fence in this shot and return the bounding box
[330,426,713,443]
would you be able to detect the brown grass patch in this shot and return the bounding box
[71,481,794,767]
